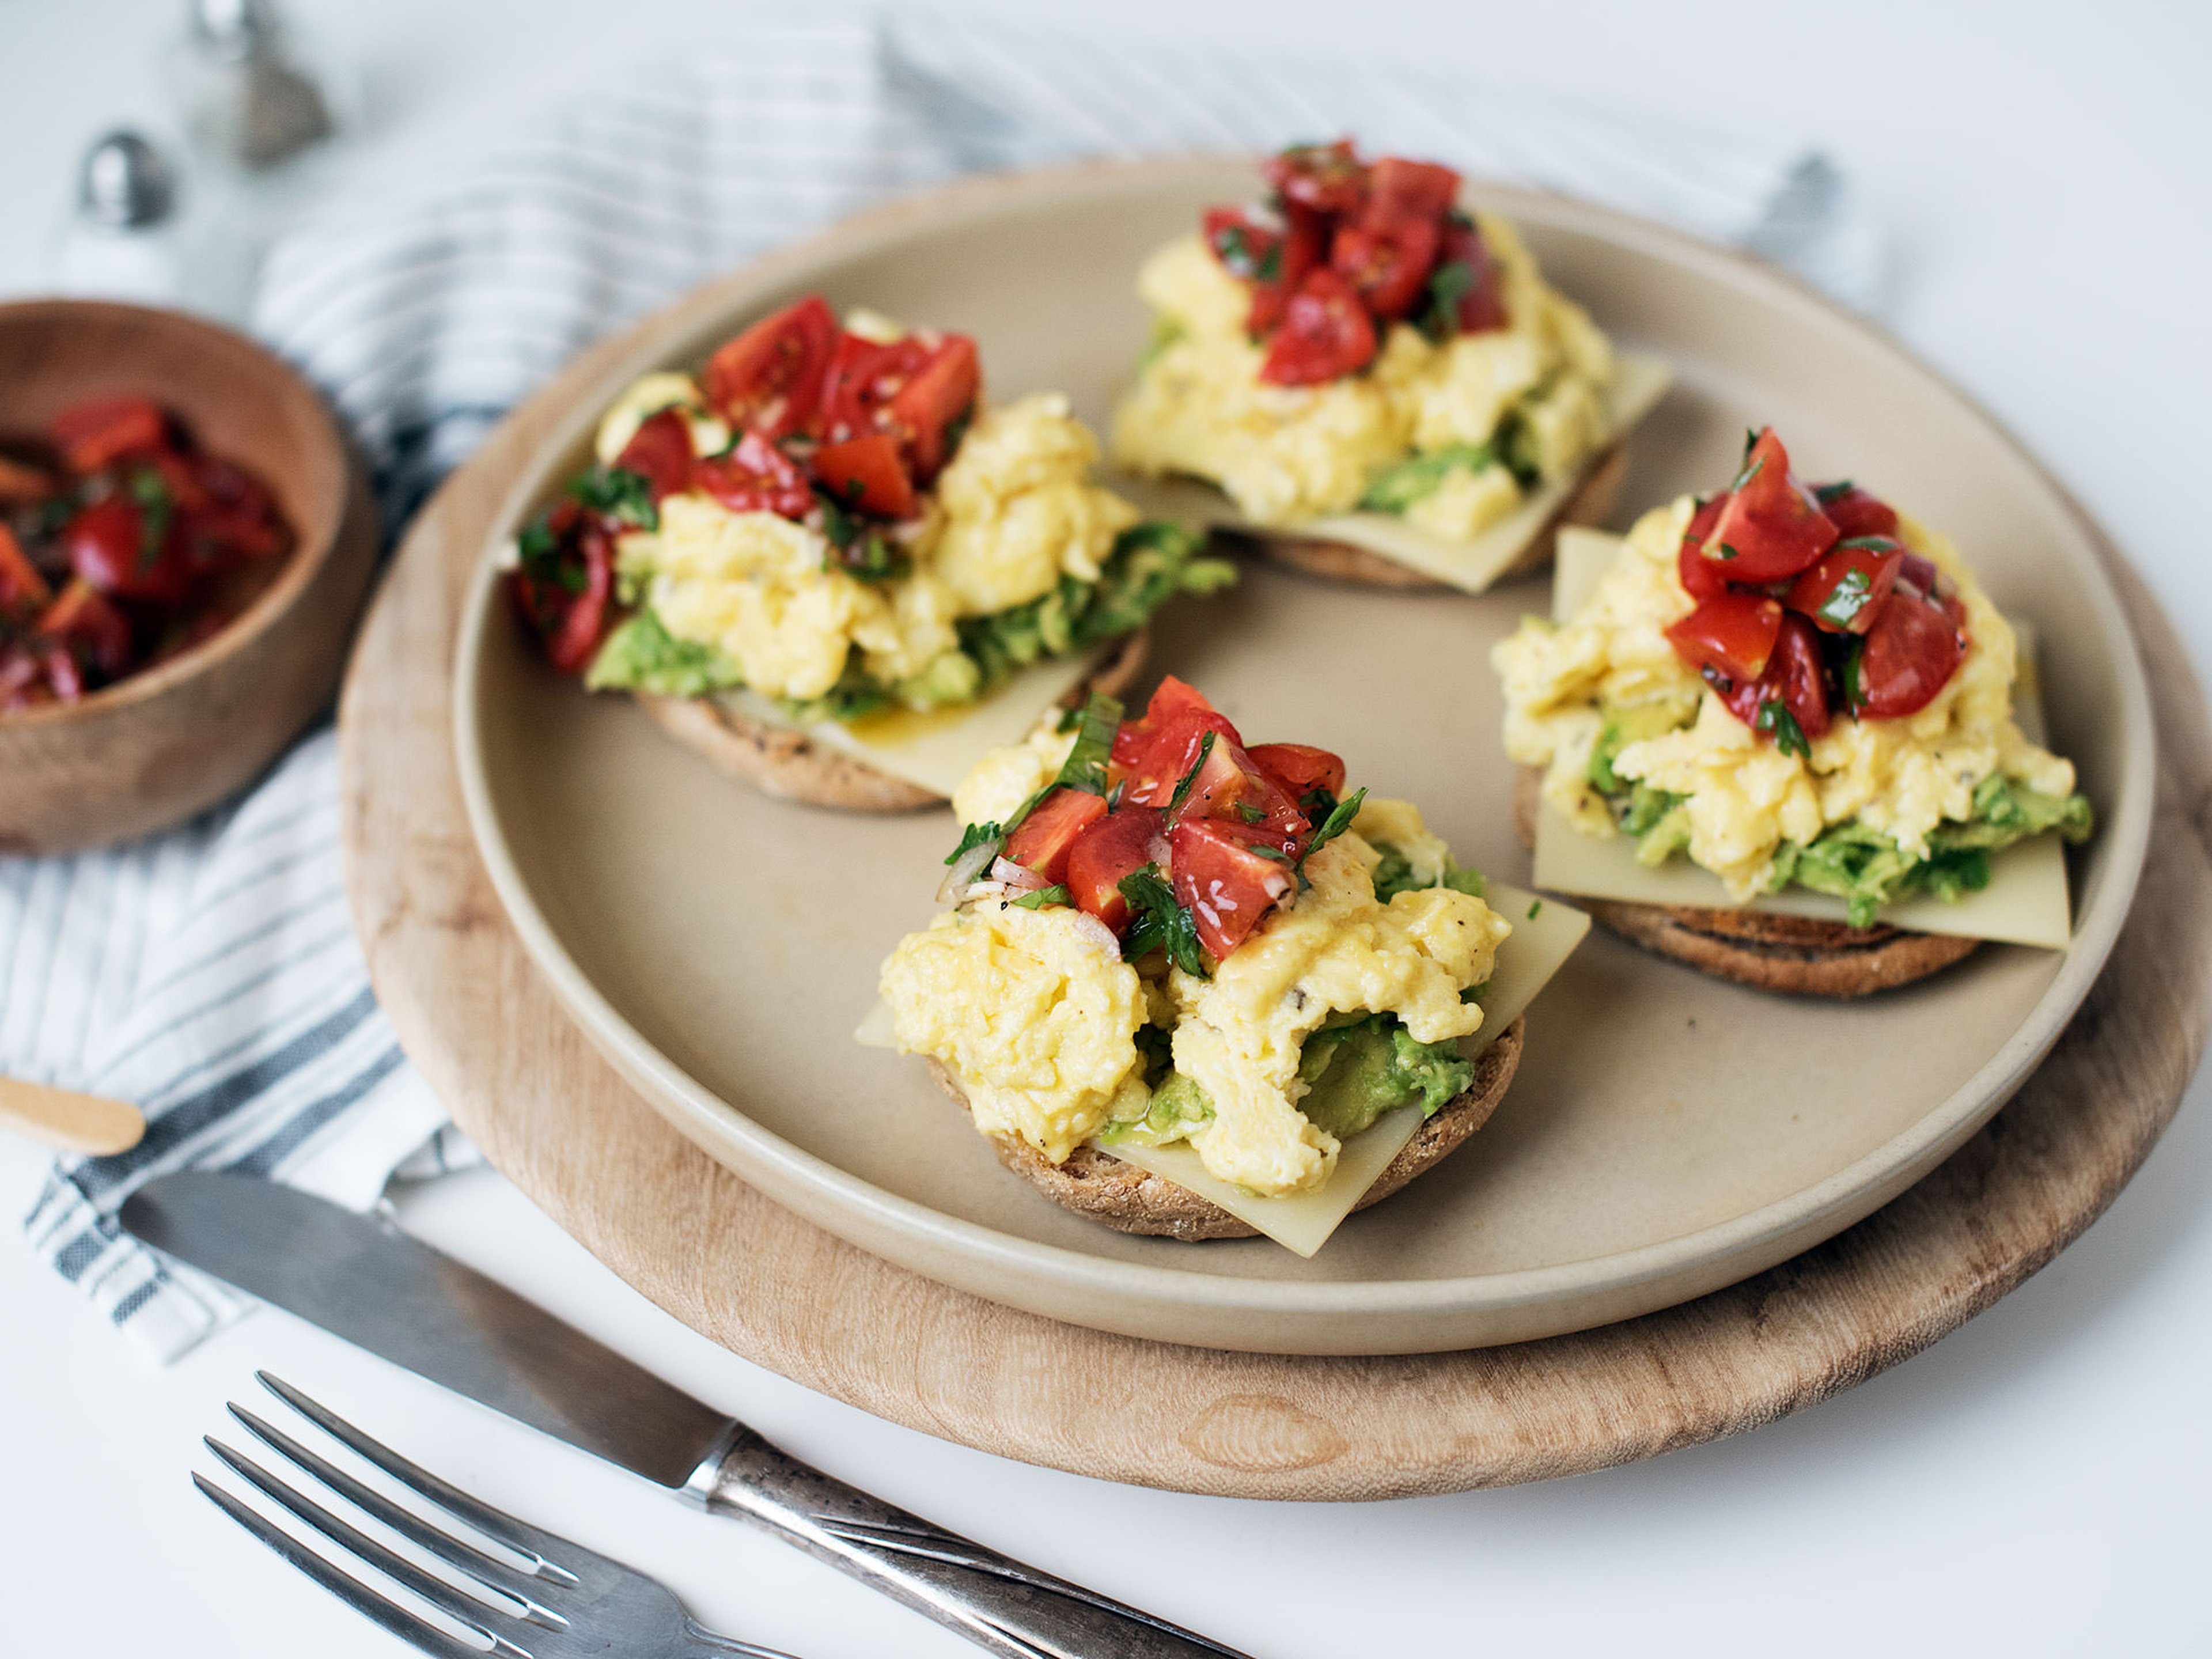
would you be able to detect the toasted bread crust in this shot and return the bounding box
[1250,442,1627,590]
[634,628,1149,812]
[927,1016,1524,1241]
[1510,765,1977,997]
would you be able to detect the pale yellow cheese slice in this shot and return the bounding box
[1098,883,1590,1257]
[715,646,1107,802]
[1116,352,1673,596]
[1532,531,2072,949]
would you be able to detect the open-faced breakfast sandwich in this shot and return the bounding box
[507,296,1232,809]
[859,677,1588,1255]
[1109,138,1671,595]
[1494,427,2093,996]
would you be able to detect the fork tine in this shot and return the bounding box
[195,1472,507,1659]
[206,1433,561,1641]
[226,1403,574,1602]
[256,1373,581,1584]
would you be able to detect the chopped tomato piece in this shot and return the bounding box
[1786,538,1903,634]
[510,511,616,676]
[1111,675,1244,787]
[51,397,169,472]
[37,578,134,681]
[1434,216,1507,334]
[1813,483,1900,542]
[1245,741,1346,805]
[1677,496,1733,600]
[1857,581,1966,719]
[613,407,694,502]
[1118,709,1243,808]
[1005,787,1109,884]
[692,433,815,519]
[1204,206,1286,284]
[1245,204,1326,336]
[1170,818,1296,961]
[813,331,935,447]
[885,336,979,481]
[1330,217,1439,321]
[703,296,838,440]
[1263,139,1368,215]
[1362,156,1460,227]
[1067,806,1165,932]
[1721,613,1831,744]
[812,433,917,520]
[179,456,285,561]
[0,524,51,622]
[1258,267,1378,385]
[66,494,190,605]
[1703,429,1839,582]
[1665,592,1785,685]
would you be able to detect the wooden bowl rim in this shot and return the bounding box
[0,298,353,727]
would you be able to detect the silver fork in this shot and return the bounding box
[196,1372,798,1659]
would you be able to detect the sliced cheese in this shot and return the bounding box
[1116,352,1673,595]
[717,646,1107,802]
[1532,532,2073,948]
[1098,883,1589,1257]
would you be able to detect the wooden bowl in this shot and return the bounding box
[0,300,378,854]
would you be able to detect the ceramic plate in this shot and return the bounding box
[451,161,2152,1355]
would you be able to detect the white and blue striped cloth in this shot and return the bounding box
[5,9,1881,1362]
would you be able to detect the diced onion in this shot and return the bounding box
[990,857,1050,893]
[937,837,999,904]
[1070,912,1123,960]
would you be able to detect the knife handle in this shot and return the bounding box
[684,1423,1251,1659]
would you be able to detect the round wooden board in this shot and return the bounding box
[339,263,2212,1508]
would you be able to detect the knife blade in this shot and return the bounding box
[122,1171,1248,1659]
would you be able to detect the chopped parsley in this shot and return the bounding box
[1164,730,1217,820]
[1527,899,1543,919]
[944,818,1003,868]
[1813,566,1876,629]
[1053,691,1123,797]
[1010,884,1071,910]
[569,465,657,531]
[1419,257,1476,342]
[1119,865,1209,978]
[1755,698,1811,760]
[1296,786,1367,884]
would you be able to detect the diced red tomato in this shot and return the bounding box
[613,407,694,502]
[1245,741,1346,804]
[179,456,285,562]
[692,433,815,519]
[1703,429,1839,582]
[51,397,169,473]
[510,510,616,676]
[1258,267,1378,385]
[66,494,191,605]
[703,296,839,440]
[1677,496,1733,601]
[812,433,917,520]
[1110,676,1244,787]
[1246,204,1326,336]
[1813,483,1900,542]
[1118,709,1240,808]
[1067,806,1165,932]
[1263,139,1368,215]
[1721,613,1831,744]
[1434,216,1507,333]
[1005,787,1109,885]
[1786,538,1903,634]
[813,331,935,447]
[0,524,51,622]
[37,579,134,681]
[1204,207,1284,283]
[884,336,980,481]
[1330,217,1439,321]
[1169,818,1297,961]
[1362,157,1460,228]
[1665,593,1785,685]
[1857,581,1967,719]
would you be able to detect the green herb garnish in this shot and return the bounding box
[1419,258,1476,342]
[1052,691,1123,797]
[1296,786,1367,884]
[1755,699,1811,760]
[1011,884,1071,910]
[1164,730,1217,820]
[1119,865,1209,978]
[1814,566,1876,630]
[944,819,1003,868]
[569,465,657,531]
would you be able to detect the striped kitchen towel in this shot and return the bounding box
[9,6,1881,1362]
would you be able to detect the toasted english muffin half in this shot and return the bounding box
[926,1016,1524,1241]
[634,628,1149,812]
[1511,766,1976,998]
[1244,442,1627,591]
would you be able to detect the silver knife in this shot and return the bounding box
[121,1171,1248,1659]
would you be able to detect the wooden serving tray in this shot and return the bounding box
[339,264,2212,1506]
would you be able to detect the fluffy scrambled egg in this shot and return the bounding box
[1109,215,1613,535]
[1493,497,2077,899]
[876,788,1509,1196]
[603,372,1138,703]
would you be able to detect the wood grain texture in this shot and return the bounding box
[0,301,378,854]
[339,213,2212,1504]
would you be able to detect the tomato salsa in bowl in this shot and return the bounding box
[0,300,377,854]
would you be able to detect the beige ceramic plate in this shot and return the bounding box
[452,161,2152,1355]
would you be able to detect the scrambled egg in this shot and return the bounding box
[601,368,1138,703]
[1493,498,2078,899]
[876,787,1509,1196]
[1110,214,1614,536]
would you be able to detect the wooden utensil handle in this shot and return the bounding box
[0,1077,145,1156]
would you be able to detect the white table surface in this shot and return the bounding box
[4,1,2211,1653]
